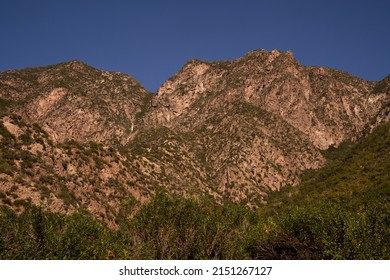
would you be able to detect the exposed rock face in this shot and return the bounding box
[149,50,386,149]
[0,60,150,144]
[144,50,388,204]
[0,51,388,225]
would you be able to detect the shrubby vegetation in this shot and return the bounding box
[0,124,389,259]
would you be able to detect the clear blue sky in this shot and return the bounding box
[1,0,389,92]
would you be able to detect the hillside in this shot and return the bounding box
[1,122,388,259]
[0,49,389,227]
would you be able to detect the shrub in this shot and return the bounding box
[122,190,257,259]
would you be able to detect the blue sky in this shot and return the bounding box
[1,0,389,92]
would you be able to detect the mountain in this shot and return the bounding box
[143,49,388,204]
[0,60,150,144]
[148,50,386,148]
[0,50,389,227]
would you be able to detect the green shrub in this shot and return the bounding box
[0,206,119,259]
[122,190,257,259]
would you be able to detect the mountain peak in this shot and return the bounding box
[244,49,294,60]
[0,60,150,144]
[66,59,88,67]
[151,49,386,148]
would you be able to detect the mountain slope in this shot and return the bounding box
[142,49,388,202]
[0,60,151,144]
[1,123,389,259]
[0,50,389,222]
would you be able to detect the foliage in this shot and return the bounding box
[121,190,258,259]
[0,206,118,259]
